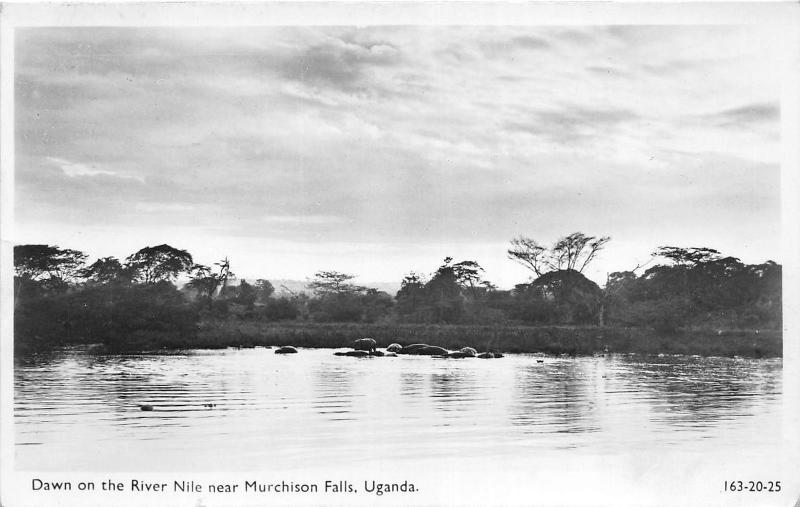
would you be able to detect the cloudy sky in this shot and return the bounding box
[14,25,782,288]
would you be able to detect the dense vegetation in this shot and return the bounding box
[13,233,782,356]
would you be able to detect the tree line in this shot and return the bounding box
[13,233,781,351]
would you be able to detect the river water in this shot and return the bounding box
[12,347,793,505]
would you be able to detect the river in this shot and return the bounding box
[12,347,793,506]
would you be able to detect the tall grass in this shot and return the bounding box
[106,321,782,358]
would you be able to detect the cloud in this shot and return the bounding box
[279,36,402,91]
[13,26,783,286]
[263,214,346,225]
[504,106,640,143]
[704,102,780,127]
[46,157,145,182]
[509,35,551,50]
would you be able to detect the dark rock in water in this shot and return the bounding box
[493,353,504,358]
[370,350,385,357]
[335,350,370,357]
[386,343,403,353]
[397,344,449,356]
[275,346,298,354]
[459,347,477,357]
[353,337,377,352]
[139,405,154,411]
[536,359,544,363]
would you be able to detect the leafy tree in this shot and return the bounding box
[395,272,426,315]
[653,246,721,266]
[125,244,193,284]
[233,279,258,308]
[187,258,234,307]
[423,258,466,323]
[307,270,364,296]
[508,232,610,277]
[451,260,486,299]
[605,247,782,330]
[78,256,128,284]
[553,233,611,272]
[14,244,88,288]
[514,270,603,324]
[262,297,300,321]
[187,264,219,302]
[361,289,395,323]
[254,279,275,303]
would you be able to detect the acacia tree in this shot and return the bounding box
[653,246,721,266]
[307,270,364,296]
[186,257,234,307]
[125,244,194,284]
[508,232,610,277]
[14,244,88,289]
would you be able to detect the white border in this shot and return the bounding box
[1,3,798,506]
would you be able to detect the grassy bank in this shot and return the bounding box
[95,321,781,358]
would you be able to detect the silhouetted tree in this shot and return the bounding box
[125,244,193,284]
[254,279,275,303]
[508,232,610,277]
[14,244,87,290]
[653,246,721,266]
[395,272,426,315]
[78,256,128,284]
[307,270,364,296]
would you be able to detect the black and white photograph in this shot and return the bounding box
[1,3,799,506]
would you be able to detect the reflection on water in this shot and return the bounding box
[512,361,601,439]
[313,365,355,421]
[14,347,782,471]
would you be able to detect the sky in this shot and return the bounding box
[14,25,783,289]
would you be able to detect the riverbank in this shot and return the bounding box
[79,322,781,358]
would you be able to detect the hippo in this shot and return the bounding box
[275,346,298,354]
[353,338,377,353]
[139,404,154,411]
[459,347,477,357]
[395,343,428,354]
[447,351,469,358]
[477,351,504,359]
[370,350,385,357]
[386,343,403,353]
[334,350,370,357]
[396,344,449,356]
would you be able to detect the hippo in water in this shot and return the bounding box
[448,347,478,358]
[275,346,298,354]
[459,347,477,357]
[396,343,449,356]
[334,350,370,357]
[477,351,504,359]
[386,343,403,353]
[353,338,377,353]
